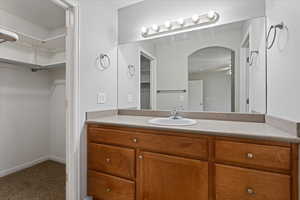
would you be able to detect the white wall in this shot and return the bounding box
[0,63,50,176]
[78,0,119,198]
[266,0,300,121]
[79,1,118,116]
[49,68,66,163]
[118,0,265,43]
[0,63,66,176]
[118,42,156,109]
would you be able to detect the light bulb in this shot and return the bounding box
[177,18,185,26]
[164,21,172,29]
[152,24,160,32]
[141,27,148,35]
[208,11,216,20]
[192,14,200,23]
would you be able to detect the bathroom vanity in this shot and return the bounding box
[86,111,299,200]
[86,5,299,199]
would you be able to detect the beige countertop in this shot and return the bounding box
[86,114,300,143]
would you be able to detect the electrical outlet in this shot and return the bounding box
[97,93,106,104]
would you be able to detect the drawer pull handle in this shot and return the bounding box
[132,138,138,143]
[106,158,111,163]
[246,188,256,195]
[246,153,254,159]
[106,188,112,192]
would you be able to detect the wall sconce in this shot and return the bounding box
[141,11,219,37]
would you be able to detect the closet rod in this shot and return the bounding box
[31,63,66,72]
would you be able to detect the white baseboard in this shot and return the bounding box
[0,155,66,178]
[49,155,66,164]
[0,156,49,178]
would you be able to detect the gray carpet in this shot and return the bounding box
[0,161,66,200]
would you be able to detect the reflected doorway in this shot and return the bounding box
[188,47,235,112]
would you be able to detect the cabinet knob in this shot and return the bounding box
[138,155,143,159]
[106,158,111,163]
[246,188,255,195]
[132,138,138,143]
[106,188,112,192]
[246,152,254,159]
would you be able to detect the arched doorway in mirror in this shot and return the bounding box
[188,46,235,112]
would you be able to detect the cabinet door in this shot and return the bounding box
[138,151,208,200]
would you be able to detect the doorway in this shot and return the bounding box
[0,0,68,199]
[139,50,156,110]
[188,46,235,112]
[140,55,151,109]
[241,34,251,113]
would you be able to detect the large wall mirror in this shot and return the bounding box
[117,17,266,114]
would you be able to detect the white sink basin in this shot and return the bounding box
[148,117,197,126]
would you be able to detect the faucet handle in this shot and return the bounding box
[171,108,177,115]
[171,106,183,119]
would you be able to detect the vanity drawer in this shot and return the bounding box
[215,164,291,200]
[88,143,135,179]
[88,170,135,200]
[215,140,291,171]
[88,126,208,160]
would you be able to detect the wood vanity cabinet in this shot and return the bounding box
[138,151,208,200]
[87,124,299,200]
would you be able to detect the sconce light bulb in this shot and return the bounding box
[141,27,148,35]
[177,18,185,26]
[192,14,200,23]
[164,21,172,29]
[152,24,160,32]
[208,11,216,20]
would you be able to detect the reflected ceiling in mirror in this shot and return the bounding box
[118,17,267,114]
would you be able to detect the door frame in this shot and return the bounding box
[240,30,251,113]
[138,49,157,110]
[52,0,80,200]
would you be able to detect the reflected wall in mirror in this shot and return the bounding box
[118,17,266,113]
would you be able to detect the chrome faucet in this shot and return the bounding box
[170,107,182,120]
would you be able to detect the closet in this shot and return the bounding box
[0,1,66,199]
[140,55,151,109]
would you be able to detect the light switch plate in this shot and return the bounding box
[97,93,106,104]
[127,94,133,103]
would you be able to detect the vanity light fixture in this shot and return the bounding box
[141,11,219,37]
[207,11,217,20]
[164,21,172,29]
[152,24,160,32]
[192,14,200,23]
[141,27,149,36]
[177,18,185,26]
